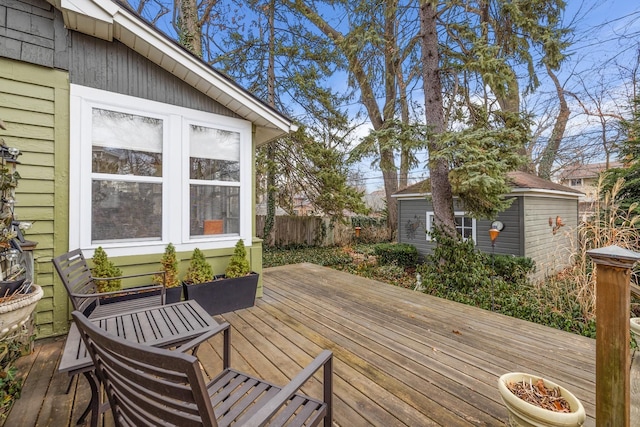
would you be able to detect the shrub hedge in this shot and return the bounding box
[373,243,418,268]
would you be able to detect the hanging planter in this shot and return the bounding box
[498,372,585,427]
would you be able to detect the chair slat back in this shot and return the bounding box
[72,311,218,427]
[53,249,97,313]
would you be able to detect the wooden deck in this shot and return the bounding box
[8,263,600,426]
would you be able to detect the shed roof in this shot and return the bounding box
[47,0,295,145]
[393,171,583,198]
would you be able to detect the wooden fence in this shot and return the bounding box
[256,216,389,247]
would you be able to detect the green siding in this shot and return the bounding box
[0,56,70,338]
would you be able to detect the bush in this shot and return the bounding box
[91,246,122,293]
[184,248,213,284]
[418,232,491,292]
[0,339,23,420]
[263,246,352,268]
[153,243,180,288]
[225,239,251,278]
[490,254,535,282]
[373,243,418,268]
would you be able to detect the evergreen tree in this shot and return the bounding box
[602,97,640,214]
[184,248,213,284]
[153,243,180,288]
[225,239,251,278]
[91,247,122,293]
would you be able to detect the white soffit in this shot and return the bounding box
[48,0,294,145]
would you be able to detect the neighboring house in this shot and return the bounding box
[557,161,622,202]
[364,189,386,214]
[393,171,583,281]
[1,0,295,337]
[292,193,315,216]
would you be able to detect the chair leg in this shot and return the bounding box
[65,374,76,394]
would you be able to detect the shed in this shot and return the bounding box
[392,171,583,281]
[1,0,295,337]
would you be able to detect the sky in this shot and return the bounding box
[132,0,640,193]
[355,0,640,192]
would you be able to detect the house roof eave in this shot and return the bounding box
[48,0,295,144]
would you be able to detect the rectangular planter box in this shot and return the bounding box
[165,286,183,304]
[183,273,258,316]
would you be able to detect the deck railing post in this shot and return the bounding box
[587,245,640,427]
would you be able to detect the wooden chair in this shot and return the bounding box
[53,248,166,319]
[71,310,333,427]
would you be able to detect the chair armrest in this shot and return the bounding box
[241,350,333,427]
[91,271,164,281]
[69,283,165,299]
[175,322,230,355]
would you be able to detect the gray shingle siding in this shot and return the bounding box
[0,0,68,69]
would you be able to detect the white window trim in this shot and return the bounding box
[70,84,253,258]
[425,211,477,243]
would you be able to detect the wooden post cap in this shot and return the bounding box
[587,245,640,268]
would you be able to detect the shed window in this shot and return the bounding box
[70,85,252,257]
[426,211,476,243]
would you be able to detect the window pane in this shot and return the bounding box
[190,158,239,181]
[190,185,239,237]
[92,108,163,177]
[92,180,162,241]
[190,125,240,181]
[462,228,473,239]
[93,147,162,176]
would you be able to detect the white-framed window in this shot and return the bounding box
[426,211,476,243]
[69,85,253,257]
[570,178,582,186]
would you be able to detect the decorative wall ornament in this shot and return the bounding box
[549,216,565,235]
[405,215,424,240]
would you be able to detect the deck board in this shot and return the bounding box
[6,263,605,426]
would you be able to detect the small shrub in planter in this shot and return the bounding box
[183,242,258,316]
[154,243,182,303]
[183,248,214,285]
[225,239,251,278]
[91,247,122,293]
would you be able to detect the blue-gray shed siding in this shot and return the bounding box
[397,197,524,257]
[521,195,579,279]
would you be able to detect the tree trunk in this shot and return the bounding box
[419,0,455,237]
[538,64,570,180]
[174,0,202,57]
[398,70,410,190]
[262,0,277,246]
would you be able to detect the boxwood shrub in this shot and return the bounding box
[373,243,418,268]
